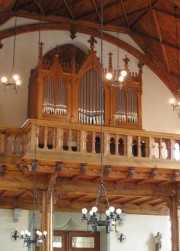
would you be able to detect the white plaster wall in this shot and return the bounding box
[0,25,179,133]
[0,210,172,251]
[0,209,29,251]
[54,212,171,251]
[110,214,171,251]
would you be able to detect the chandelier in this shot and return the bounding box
[81,0,125,234]
[105,52,127,88]
[1,16,21,93]
[169,5,180,111]
[105,1,127,88]
[11,160,47,247]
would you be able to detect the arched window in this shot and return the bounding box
[86,133,93,153]
[141,141,146,157]
[118,138,124,156]
[110,137,115,155]
[132,139,138,157]
[95,136,101,153]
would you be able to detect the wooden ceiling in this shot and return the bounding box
[0,0,180,97]
[0,151,179,215]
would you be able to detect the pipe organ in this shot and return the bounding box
[28,36,142,129]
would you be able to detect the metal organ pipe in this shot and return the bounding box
[78,68,103,125]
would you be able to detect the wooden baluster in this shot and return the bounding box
[92,132,96,153]
[159,139,163,159]
[80,131,86,153]
[138,137,141,157]
[69,130,72,151]
[115,134,119,155]
[30,124,37,151]
[127,135,133,157]
[44,127,48,150]
[12,134,16,154]
[170,139,176,160]
[104,132,109,155]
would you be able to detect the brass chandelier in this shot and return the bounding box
[81,0,125,234]
[1,16,21,93]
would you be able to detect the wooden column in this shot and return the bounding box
[167,194,179,251]
[39,175,57,251]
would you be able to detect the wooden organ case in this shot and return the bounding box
[28,37,143,130]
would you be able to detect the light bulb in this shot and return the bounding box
[118,75,124,82]
[82,208,87,214]
[106,209,110,216]
[169,98,175,105]
[116,208,122,214]
[92,206,97,213]
[43,231,47,236]
[28,232,31,236]
[121,69,127,77]
[24,230,29,235]
[16,79,21,86]
[36,230,41,236]
[13,74,19,81]
[1,76,7,83]
[106,72,113,80]
[109,206,115,213]
[20,231,24,235]
[89,210,93,216]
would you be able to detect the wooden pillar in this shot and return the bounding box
[39,190,54,251]
[167,194,179,251]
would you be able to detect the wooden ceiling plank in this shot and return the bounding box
[149,0,170,72]
[63,0,74,20]
[130,0,160,29]
[34,0,46,16]
[13,0,23,12]
[16,190,31,200]
[132,29,178,50]
[55,199,169,215]
[0,11,14,26]
[91,0,101,23]
[120,0,130,30]
[0,0,15,11]
[0,190,9,197]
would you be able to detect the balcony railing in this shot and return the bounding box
[0,119,180,167]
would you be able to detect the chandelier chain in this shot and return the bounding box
[12,16,17,73]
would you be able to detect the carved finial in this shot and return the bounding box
[70,25,76,40]
[0,40,3,49]
[108,52,113,71]
[123,55,130,70]
[138,59,144,72]
[39,41,44,58]
[88,36,97,51]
